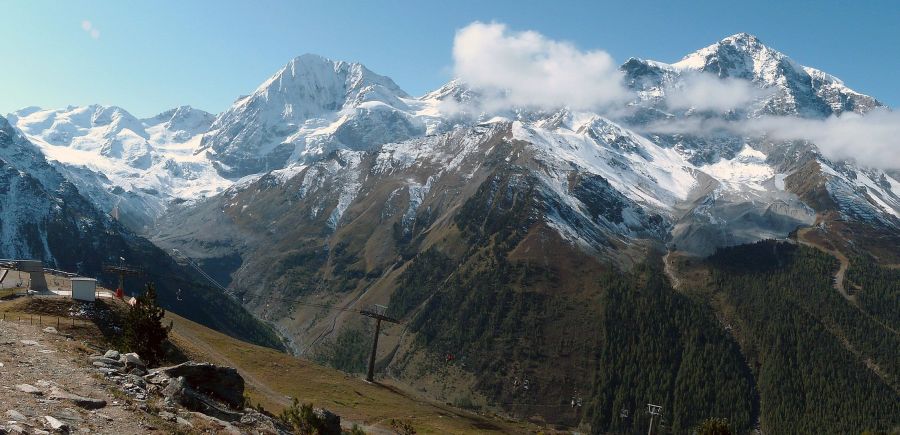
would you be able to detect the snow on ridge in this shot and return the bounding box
[818,160,900,219]
[698,145,774,191]
[512,114,697,212]
[7,105,233,228]
[326,151,363,230]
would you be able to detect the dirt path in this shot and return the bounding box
[796,228,852,301]
[0,319,153,434]
[663,251,681,290]
[796,228,900,336]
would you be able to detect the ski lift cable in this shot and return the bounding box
[170,249,229,292]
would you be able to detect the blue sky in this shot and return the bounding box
[2,0,898,117]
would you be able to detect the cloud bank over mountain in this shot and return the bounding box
[453,22,898,170]
[642,110,900,169]
[666,73,772,111]
[452,22,632,111]
[749,109,900,169]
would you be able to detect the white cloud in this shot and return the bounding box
[81,20,92,31]
[452,22,631,111]
[641,109,900,170]
[666,73,772,111]
[747,109,900,169]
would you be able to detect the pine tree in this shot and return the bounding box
[123,283,172,366]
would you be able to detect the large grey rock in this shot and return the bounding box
[103,350,120,360]
[162,377,242,422]
[156,362,244,408]
[122,353,145,370]
[5,424,26,434]
[5,410,26,422]
[43,416,67,432]
[48,388,106,410]
[14,384,41,395]
[89,356,123,367]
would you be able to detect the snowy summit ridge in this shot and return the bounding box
[4,34,898,256]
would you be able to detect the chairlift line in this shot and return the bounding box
[170,249,229,293]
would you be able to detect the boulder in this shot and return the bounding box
[42,327,57,334]
[48,388,106,410]
[162,377,243,422]
[91,361,119,370]
[15,384,41,395]
[5,424,26,434]
[122,353,146,370]
[125,374,147,389]
[313,408,342,435]
[43,416,67,432]
[129,366,148,377]
[5,410,26,422]
[156,362,244,408]
[103,350,120,360]
[89,357,123,367]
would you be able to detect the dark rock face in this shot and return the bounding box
[157,362,245,409]
[313,408,342,435]
[161,376,244,422]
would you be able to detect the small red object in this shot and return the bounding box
[115,288,123,299]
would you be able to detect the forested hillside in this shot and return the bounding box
[383,166,758,433]
[707,241,899,434]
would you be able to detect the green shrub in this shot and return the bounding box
[123,283,172,366]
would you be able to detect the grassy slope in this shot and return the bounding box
[0,295,540,434]
[164,312,538,434]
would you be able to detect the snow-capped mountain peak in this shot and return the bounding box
[624,33,881,118]
[198,54,423,177]
[240,53,409,118]
[672,32,791,79]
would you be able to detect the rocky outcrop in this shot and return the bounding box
[159,376,243,422]
[86,349,292,433]
[153,361,244,408]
